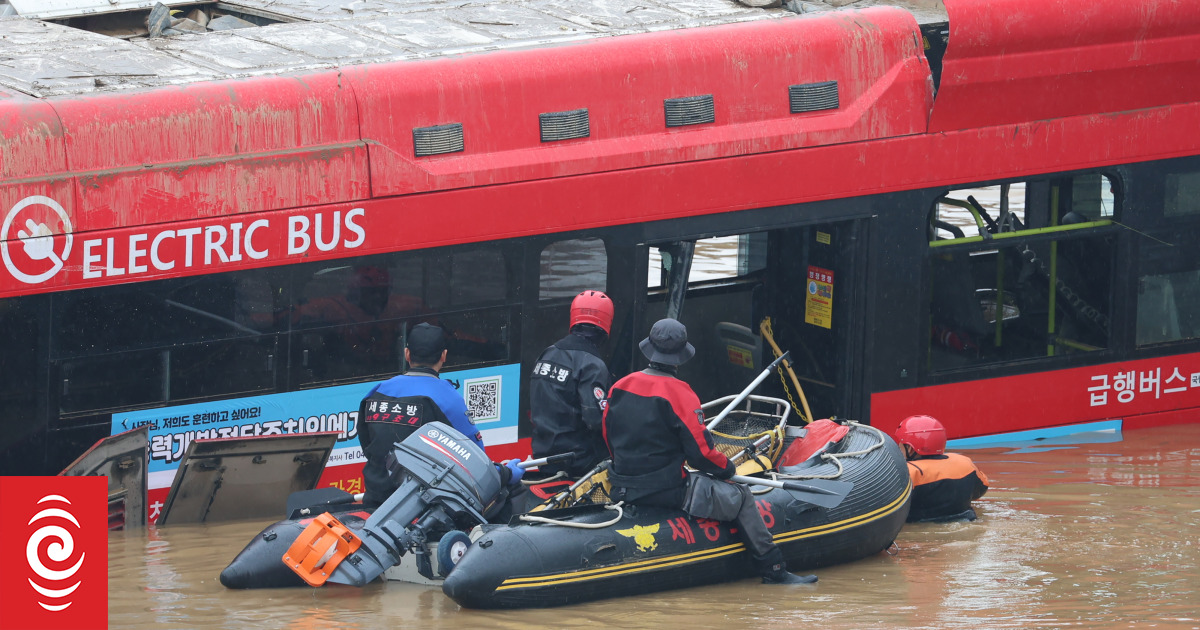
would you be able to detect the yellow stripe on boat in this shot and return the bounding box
[495,480,911,591]
[772,481,911,544]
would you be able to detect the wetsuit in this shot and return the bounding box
[359,367,482,506]
[906,453,990,522]
[602,367,781,566]
[530,331,611,477]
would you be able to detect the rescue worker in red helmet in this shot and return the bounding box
[896,415,990,522]
[603,318,817,585]
[529,290,616,478]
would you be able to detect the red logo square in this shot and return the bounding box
[0,476,108,630]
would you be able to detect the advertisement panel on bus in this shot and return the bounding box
[111,364,521,523]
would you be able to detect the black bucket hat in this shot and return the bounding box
[639,318,695,366]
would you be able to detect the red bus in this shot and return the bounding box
[2,0,1199,515]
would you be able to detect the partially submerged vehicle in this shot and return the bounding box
[8,0,1200,531]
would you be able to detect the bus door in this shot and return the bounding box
[643,236,762,404]
[645,220,864,422]
[758,222,865,421]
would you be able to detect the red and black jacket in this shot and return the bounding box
[907,453,990,522]
[602,369,733,504]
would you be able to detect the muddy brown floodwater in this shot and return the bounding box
[108,424,1200,629]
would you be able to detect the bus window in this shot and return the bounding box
[645,232,770,402]
[931,183,1028,239]
[51,269,284,416]
[443,247,512,367]
[1137,168,1200,345]
[1071,173,1117,219]
[1137,269,1200,345]
[539,238,607,300]
[292,246,515,385]
[449,247,508,306]
[291,252,435,383]
[0,295,46,459]
[529,238,609,374]
[928,174,1118,371]
[1164,170,1200,217]
[648,235,764,288]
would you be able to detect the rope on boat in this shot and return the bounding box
[523,470,568,486]
[769,421,889,483]
[516,502,625,529]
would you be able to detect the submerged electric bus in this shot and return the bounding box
[1,0,1198,517]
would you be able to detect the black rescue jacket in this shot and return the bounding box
[602,369,734,506]
[529,332,612,477]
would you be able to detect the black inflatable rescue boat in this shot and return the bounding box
[441,418,910,608]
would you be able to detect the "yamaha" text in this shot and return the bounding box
[435,434,471,460]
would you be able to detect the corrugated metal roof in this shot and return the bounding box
[0,0,946,98]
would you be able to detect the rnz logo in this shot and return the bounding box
[28,495,88,611]
[0,476,107,630]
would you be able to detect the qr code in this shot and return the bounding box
[465,376,501,423]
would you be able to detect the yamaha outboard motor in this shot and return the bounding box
[284,422,503,587]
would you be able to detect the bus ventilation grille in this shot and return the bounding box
[540,108,590,142]
[413,123,465,157]
[664,95,715,127]
[789,81,839,113]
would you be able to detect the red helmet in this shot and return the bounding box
[570,290,614,334]
[894,415,946,456]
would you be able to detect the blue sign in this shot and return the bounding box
[112,364,520,476]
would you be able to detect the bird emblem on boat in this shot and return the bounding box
[617,523,660,551]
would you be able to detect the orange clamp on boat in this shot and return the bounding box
[282,512,363,586]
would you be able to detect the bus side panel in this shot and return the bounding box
[0,94,65,180]
[930,0,1200,132]
[870,351,1200,440]
[48,71,369,231]
[0,95,75,296]
[4,100,1200,302]
[1119,407,1200,431]
[352,7,933,196]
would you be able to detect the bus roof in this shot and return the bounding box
[0,0,947,98]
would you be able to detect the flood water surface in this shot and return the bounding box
[110,424,1200,629]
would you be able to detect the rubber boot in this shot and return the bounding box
[756,548,818,585]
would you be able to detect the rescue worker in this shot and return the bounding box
[359,322,523,507]
[603,318,816,585]
[530,290,615,478]
[896,414,990,522]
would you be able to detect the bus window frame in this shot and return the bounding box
[922,171,1125,380]
[1127,156,1200,349]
